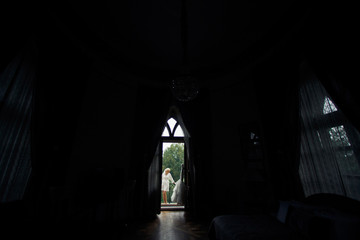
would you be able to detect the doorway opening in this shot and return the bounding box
[161,117,187,211]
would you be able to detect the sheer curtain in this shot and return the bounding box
[0,43,36,202]
[299,62,360,201]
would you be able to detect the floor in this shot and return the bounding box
[119,211,210,240]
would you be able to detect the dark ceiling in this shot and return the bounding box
[41,1,308,81]
[62,1,298,67]
[5,1,352,86]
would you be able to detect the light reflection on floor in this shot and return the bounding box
[120,211,210,240]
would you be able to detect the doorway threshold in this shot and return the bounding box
[161,203,185,211]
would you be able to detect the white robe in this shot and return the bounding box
[171,165,186,204]
[171,179,185,204]
[161,172,175,191]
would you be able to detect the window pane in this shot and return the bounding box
[167,118,177,134]
[323,96,338,114]
[174,125,184,137]
[329,125,351,146]
[161,127,170,137]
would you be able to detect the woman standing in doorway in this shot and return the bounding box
[162,168,175,204]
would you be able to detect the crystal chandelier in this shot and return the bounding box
[171,74,199,102]
[171,0,199,102]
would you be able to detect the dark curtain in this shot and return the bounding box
[176,89,213,217]
[299,62,360,201]
[0,41,37,202]
[146,143,162,215]
[131,85,172,217]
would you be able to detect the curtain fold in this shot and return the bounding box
[147,143,162,215]
[0,42,36,202]
[130,86,172,217]
[176,89,213,216]
[299,62,360,201]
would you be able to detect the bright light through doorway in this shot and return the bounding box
[162,142,172,154]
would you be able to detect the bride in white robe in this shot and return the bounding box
[162,168,175,204]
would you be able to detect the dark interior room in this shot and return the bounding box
[1,1,359,239]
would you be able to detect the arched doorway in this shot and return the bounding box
[161,117,186,210]
[160,106,191,211]
[147,106,191,213]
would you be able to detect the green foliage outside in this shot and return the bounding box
[162,143,184,203]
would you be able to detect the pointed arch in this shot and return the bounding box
[158,105,192,210]
[161,106,190,139]
[162,117,186,138]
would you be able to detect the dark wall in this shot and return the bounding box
[209,72,261,214]
[254,53,302,201]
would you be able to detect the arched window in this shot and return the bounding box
[162,117,184,137]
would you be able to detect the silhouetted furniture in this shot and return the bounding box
[208,194,360,240]
[209,214,294,240]
[286,194,360,240]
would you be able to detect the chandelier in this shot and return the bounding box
[171,74,199,102]
[171,0,199,102]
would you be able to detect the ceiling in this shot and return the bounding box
[2,1,312,86]
[45,1,307,80]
